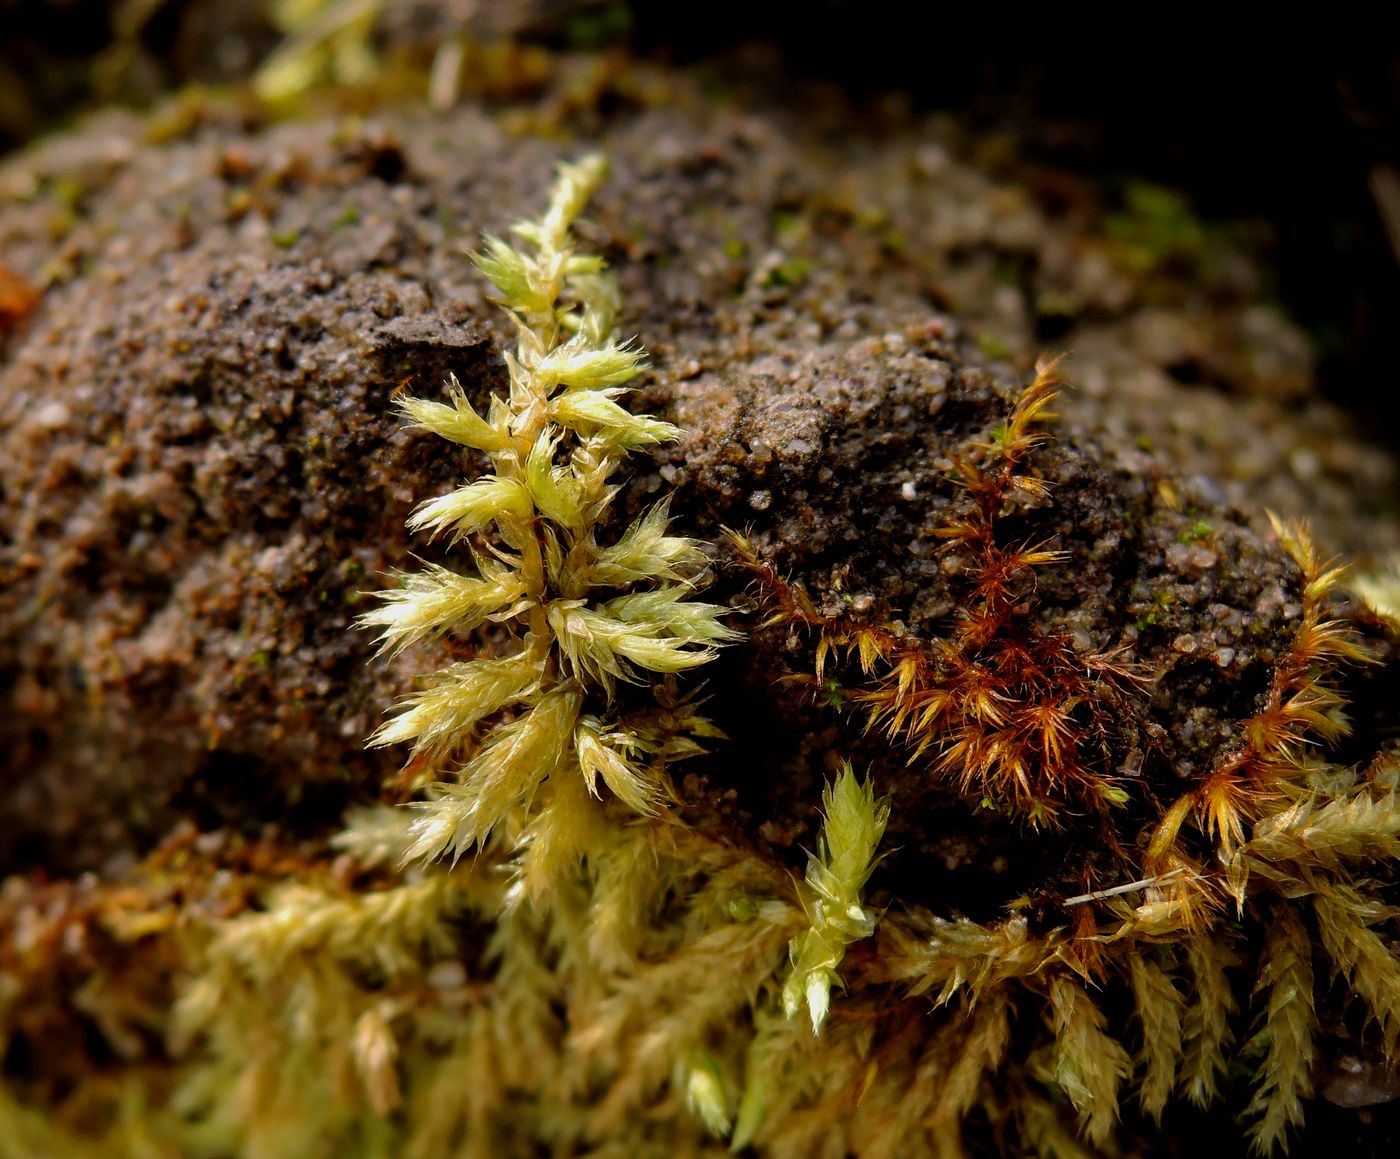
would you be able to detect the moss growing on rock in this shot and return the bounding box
[1,47,1399,1158]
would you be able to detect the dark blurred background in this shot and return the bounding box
[2,0,1397,435]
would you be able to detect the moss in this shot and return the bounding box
[562,1,633,51]
[1106,182,1213,276]
[328,203,360,229]
[975,331,1014,361]
[360,155,735,882]
[2,51,1399,1158]
[759,254,812,289]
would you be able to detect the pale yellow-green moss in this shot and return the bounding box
[4,151,1400,1159]
[359,152,736,889]
[781,765,888,1034]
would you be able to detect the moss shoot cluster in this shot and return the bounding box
[1,152,1399,1159]
[360,152,735,899]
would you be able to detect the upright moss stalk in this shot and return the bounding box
[782,764,888,1033]
[734,360,1143,829]
[361,153,737,892]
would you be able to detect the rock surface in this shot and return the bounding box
[1,77,1396,890]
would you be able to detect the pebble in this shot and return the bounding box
[427,961,467,989]
[32,401,70,428]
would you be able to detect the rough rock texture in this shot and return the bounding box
[1,79,1397,890]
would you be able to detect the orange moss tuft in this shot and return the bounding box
[736,358,1146,827]
[1177,515,1373,856]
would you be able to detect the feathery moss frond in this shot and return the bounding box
[929,995,1012,1131]
[1017,1089,1100,1159]
[1242,788,1400,873]
[888,912,1059,1006]
[533,340,646,393]
[1127,949,1186,1120]
[182,875,466,988]
[586,826,665,971]
[395,373,510,452]
[1189,517,1371,856]
[781,765,889,1033]
[1180,930,1240,1107]
[1313,884,1400,1057]
[739,358,1145,829]
[548,592,738,694]
[367,654,538,758]
[405,475,534,544]
[589,499,708,585]
[507,754,611,905]
[683,1050,733,1136]
[330,803,421,868]
[580,902,795,1136]
[361,561,529,658]
[549,387,680,448]
[1244,905,1316,1154]
[364,153,735,880]
[576,718,658,814]
[1047,975,1132,1145]
[400,684,583,863]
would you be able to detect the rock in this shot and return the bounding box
[0,80,1395,893]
